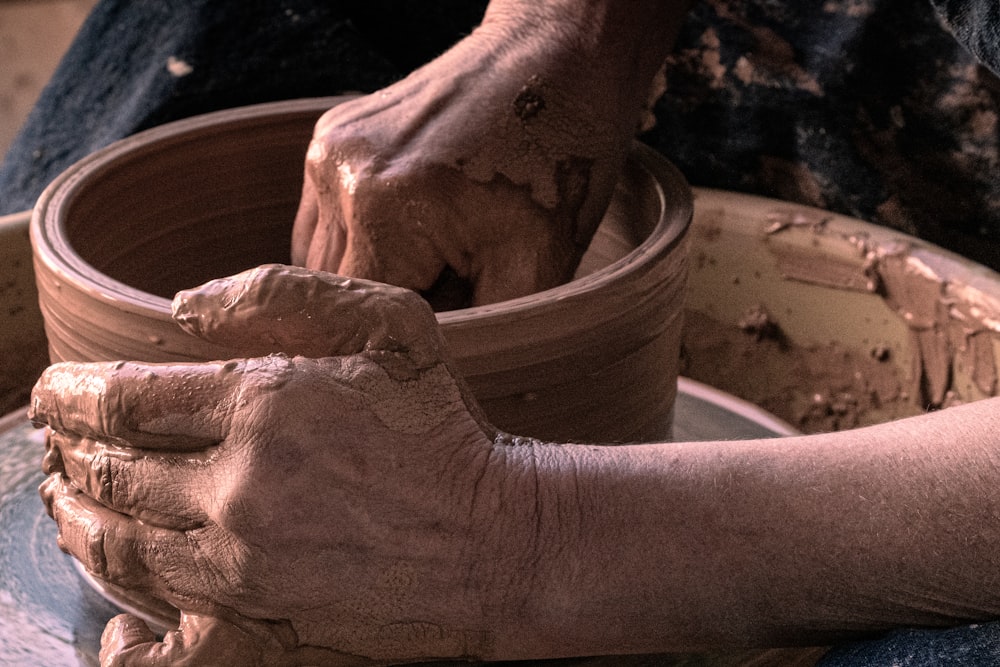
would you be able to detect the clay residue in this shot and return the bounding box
[682,310,913,433]
[737,305,782,342]
[512,75,546,121]
[166,56,193,78]
[664,27,727,94]
[763,210,874,294]
[712,4,824,96]
[765,215,1000,410]
[821,0,876,18]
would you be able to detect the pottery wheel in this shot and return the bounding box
[0,379,796,666]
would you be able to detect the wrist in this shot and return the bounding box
[468,435,642,660]
[476,0,691,119]
[463,434,582,660]
[473,438,718,659]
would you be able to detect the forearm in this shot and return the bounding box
[477,0,692,125]
[491,398,1000,658]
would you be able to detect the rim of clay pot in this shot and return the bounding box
[0,210,31,227]
[31,98,339,320]
[31,95,691,342]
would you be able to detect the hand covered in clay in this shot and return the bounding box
[30,265,532,666]
[35,270,1000,663]
[292,3,664,307]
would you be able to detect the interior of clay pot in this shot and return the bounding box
[52,108,306,300]
[32,97,692,444]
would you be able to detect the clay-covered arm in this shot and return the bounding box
[480,0,690,99]
[32,267,1000,664]
[477,0,690,121]
[292,0,691,306]
[498,405,1000,657]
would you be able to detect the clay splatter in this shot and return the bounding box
[766,217,1000,411]
[166,56,193,78]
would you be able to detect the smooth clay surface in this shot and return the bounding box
[31,97,692,445]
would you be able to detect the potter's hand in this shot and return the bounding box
[30,265,528,665]
[291,45,623,308]
[292,1,685,307]
[32,267,1000,663]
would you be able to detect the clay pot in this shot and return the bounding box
[683,189,1000,433]
[31,97,691,444]
[0,210,48,416]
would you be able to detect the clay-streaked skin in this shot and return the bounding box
[28,0,1000,663]
[32,265,1000,665]
[292,0,690,306]
[34,267,514,665]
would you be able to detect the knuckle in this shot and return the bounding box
[87,451,116,505]
[105,455,139,513]
[81,512,111,579]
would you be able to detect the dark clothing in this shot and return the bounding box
[650,0,1000,269]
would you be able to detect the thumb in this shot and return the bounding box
[100,612,282,667]
[171,264,444,367]
[100,614,156,667]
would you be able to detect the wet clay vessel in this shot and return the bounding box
[31,97,692,444]
[682,190,1000,433]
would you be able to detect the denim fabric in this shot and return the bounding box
[931,0,1000,76]
[819,621,1000,666]
[646,0,1000,270]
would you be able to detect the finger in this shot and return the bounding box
[40,474,194,596]
[472,231,577,307]
[42,430,65,475]
[29,359,257,450]
[101,613,284,667]
[100,614,159,667]
[300,144,348,273]
[303,192,347,275]
[49,431,208,529]
[334,210,448,299]
[172,264,444,368]
[290,170,320,267]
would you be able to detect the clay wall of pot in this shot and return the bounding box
[8,189,1000,436]
[0,211,47,415]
